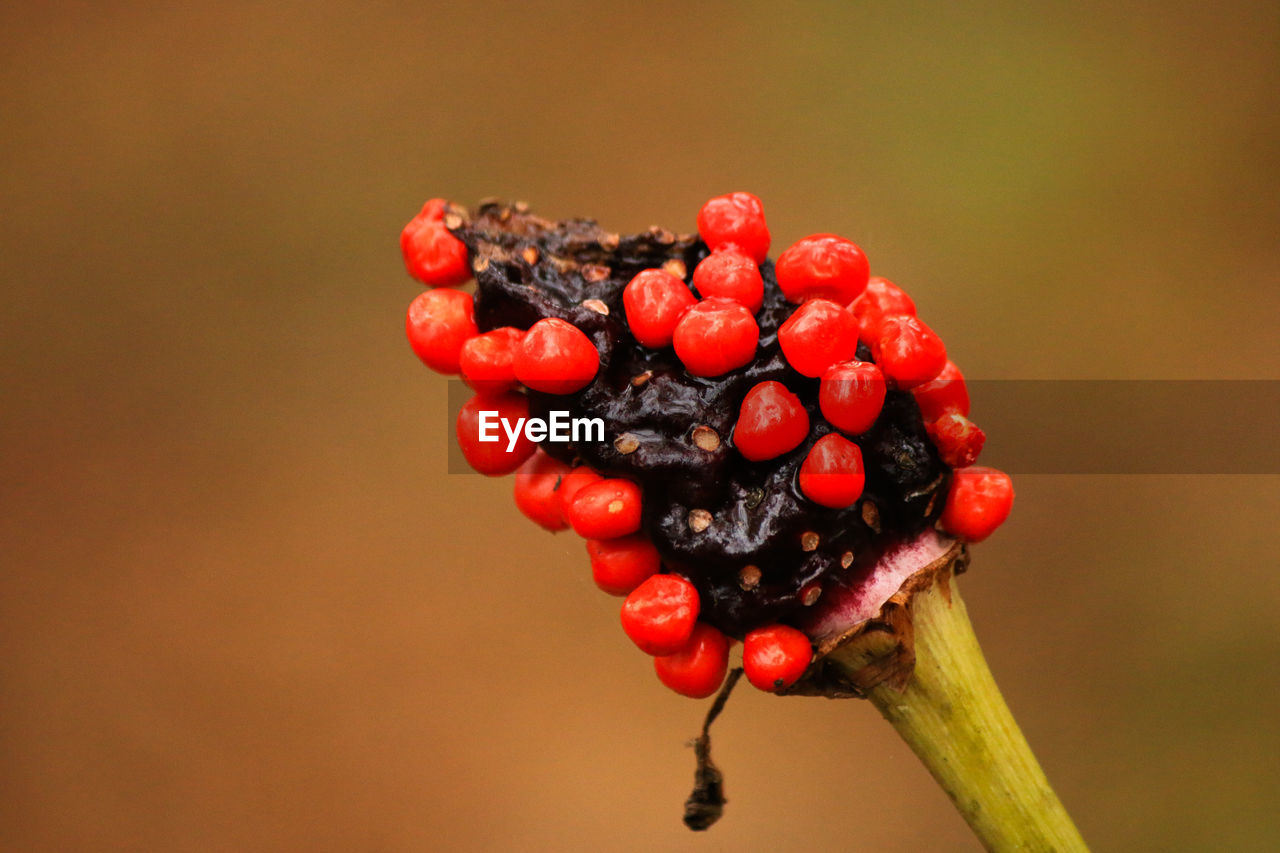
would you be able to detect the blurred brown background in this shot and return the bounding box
[2,2,1278,850]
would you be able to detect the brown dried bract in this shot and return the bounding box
[781,539,968,698]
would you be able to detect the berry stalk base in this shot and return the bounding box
[828,576,1088,852]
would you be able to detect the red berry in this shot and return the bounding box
[513,450,571,531]
[672,297,759,377]
[568,478,643,539]
[775,234,870,304]
[852,276,916,341]
[819,361,886,435]
[514,318,599,394]
[455,391,537,476]
[459,327,524,395]
[777,298,860,378]
[691,248,764,313]
[405,288,478,374]
[696,191,770,264]
[798,433,865,509]
[620,574,700,656]
[557,467,603,519]
[654,622,731,698]
[873,315,946,389]
[401,199,471,286]
[733,381,810,462]
[587,534,661,596]
[940,466,1014,543]
[912,360,970,420]
[926,413,986,468]
[623,269,698,349]
[742,624,812,692]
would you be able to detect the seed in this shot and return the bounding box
[688,509,712,532]
[600,232,621,250]
[472,257,490,274]
[522,246,540,265]
[513,200,530,213]
[662,258,687,279]
[840,551,854,569]
[648,225,675,244]
[801,584,822,606]
[739,565,762,590]
[800,531,819,552]
[582,264,610,282]
[443,212,463,230]
[691,425,720,452]
[614,433,640,455]
[583,298,609,315]
[631,371,653,388]
[861,500,881,533]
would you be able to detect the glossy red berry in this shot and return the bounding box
[798,433,865,509]
[696,191,770,264]
[873,315,947,389]
[672,297,759,377]
[568,478,643,539]
[557,467,603,519]
[654,622,731,698]
[514,318,599,394]
[940,466,1014,542]
[623,269,697,349]
[912,360,970,420]
[691,248,764,313]
[927,413,986,468]
[852,276,916,342]
[819,361,886,435]
[455,391,537,476]
[733,381,810,462]
[742,624,812,692]
[777,298,860,378]
[459,327,524,395]
[620,574,700,656]
[586,534,661,596]
[405,288,478,374]
[401,199,471,286]
[775,234,870,304]
[513,450,571,531]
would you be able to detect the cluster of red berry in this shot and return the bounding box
[401,193,1014,698]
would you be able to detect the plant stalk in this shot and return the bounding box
[826,576,1089,852]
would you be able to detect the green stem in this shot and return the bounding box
[827,577,1089,852]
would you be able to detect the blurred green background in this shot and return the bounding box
[2,2,1278,850]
